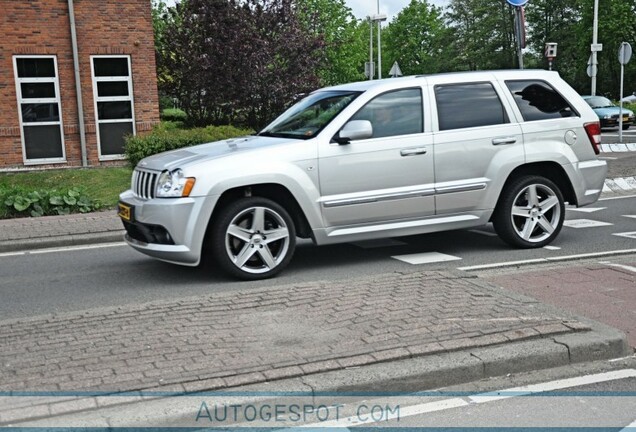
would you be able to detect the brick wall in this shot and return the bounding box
[0,0,159,168]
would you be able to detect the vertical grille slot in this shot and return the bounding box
[132,169,158,199]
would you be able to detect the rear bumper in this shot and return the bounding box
[571,159,608,207]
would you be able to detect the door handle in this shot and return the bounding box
[492,137,517,145]
[400,147,427,156]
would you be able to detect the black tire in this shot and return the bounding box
[492,175,565,248]
[210,197,296,280]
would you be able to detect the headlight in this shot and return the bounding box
[156,169,196,198]
[603,115,612,119]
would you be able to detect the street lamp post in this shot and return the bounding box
[591,0,600,95]
[370,13,387,79]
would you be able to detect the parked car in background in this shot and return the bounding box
[119,70,607,280]
[582,95,635,130]
[620,92,636,104]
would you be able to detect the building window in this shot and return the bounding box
[91,56,135,160]
[13,56,66,164]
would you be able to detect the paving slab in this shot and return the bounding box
[0,270,629,426]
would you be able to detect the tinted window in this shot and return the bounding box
[506,80,576,121]
[435,83,508,131]
[351,88,423,138]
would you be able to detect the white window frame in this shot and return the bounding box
[13,55,66,165]
[90,55,136,161]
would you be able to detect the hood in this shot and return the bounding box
[136,135,298,171]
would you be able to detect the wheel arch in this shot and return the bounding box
[207,183,313,241]
[498,162,577,208]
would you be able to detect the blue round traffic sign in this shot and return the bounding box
[507,0,528,6]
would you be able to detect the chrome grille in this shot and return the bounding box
[132,169,159,199]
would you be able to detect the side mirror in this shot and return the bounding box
[334,120,373,145]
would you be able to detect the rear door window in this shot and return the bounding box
[435,82,509,131]
[505,80,577,121]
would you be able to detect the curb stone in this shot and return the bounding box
[5,321,630,428]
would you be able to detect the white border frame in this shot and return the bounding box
[90,55,136,161]
[12,55,67,165]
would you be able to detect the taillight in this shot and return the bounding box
[584,122,601,155]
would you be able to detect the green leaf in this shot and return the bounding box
[13,196,32,212]
[55,207,71,215]
[63,195,77,206]
[49,195,64,206]
[68,188,81,198]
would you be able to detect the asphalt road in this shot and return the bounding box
[0,192,634,320]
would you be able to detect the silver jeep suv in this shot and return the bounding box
[118,70,607,279]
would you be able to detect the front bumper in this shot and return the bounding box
[118,190,218,266]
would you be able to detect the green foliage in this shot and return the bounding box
[383,0,449,76]
[296,0,368,85]
[124,123,253,167]
[0,186,101,219]
[161,108,188,123]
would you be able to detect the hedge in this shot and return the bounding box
[125,124,253,167]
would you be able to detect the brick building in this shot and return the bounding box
[0,0,160,169]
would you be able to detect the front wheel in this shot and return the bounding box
[492,176,565,248]
[210,197,296,280]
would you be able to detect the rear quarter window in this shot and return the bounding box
[435,82,509,131]
[505,80,578,121]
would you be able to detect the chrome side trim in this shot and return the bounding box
[435,182,487,195]
[322,188,435,208]
[327,215,480,237]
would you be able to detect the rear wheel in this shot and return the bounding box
[493,176,565,248]
[211,197,296,280]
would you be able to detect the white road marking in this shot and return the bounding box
[623,215,636,219]
[0,251,26,258]
[615,178,634,190]
[352,239,407,249]
[566,207,606,213]
[16,242,126,256]
[302,369,636,428]
[613,231,636,240]
[599,156,618,160]
[599,261,636,273]
[563,219,613,228]
[543,245,561,250]
[392,252,462,265]
[458,249,636,271]
[600,194,636,201]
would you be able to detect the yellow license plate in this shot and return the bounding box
[118,203,132,222]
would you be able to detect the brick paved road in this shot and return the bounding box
[0,271,588,394]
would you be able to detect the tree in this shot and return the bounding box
[157,0,324,129]
[445,0,518,70]
[382,0,449,76]
[295,0,367,85]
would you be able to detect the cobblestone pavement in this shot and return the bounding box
[0,271,588,394]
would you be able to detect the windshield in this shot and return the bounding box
[259,90,361,140]
[585,96,614,108]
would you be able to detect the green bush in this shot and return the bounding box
[161,108,188,123]
[124,124,253,167]
[0,186,101,219]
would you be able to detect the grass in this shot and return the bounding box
[0,167,132,210]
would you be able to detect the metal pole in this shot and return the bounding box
[377,0,382,79]
[369,17,373,80]
[68,0,88,167]
[619,57,625,142]
[377,21,382,79]
[591,0,599,95]
[515,7,524,70]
